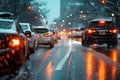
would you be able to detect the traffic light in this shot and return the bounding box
[27,5,32,14]
[101,0,106,6]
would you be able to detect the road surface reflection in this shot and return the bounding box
[85,49,119,80]
[45,61,54,80]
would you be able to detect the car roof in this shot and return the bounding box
[0,12,14,19]
[0,18,14,22]
[33,26,47,28]
[89,18,112,22]
[19,23,30,25]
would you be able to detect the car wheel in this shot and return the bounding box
[50,44,54,48]
[82,38,89,47]
[82,38,85,46]
[107,41,118,48]
[26,48,30,60]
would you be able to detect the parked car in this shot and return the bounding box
[20,23,39,53]
[0,19,30,76]
[81,18,118,48]
[33,26,54,48]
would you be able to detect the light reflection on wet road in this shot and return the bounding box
[22,36,120,80]
[45,61,54,80]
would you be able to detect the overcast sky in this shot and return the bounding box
[37,0,60,24]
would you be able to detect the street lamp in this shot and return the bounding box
[62,20,65,22]
[70,14,72,16]
[27,5,32,14]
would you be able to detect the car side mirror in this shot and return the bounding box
[24,30,32,38]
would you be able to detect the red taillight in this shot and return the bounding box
[44,33,52,37]
[26,34,31,37]
[88,29,96,34]
[9,38,20,48]
[99,20,106,24]
[109,29,117,33]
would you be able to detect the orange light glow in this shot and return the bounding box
[26,34,31,37]
[45,61,54,80]
[99,20,105,24]
[110,49,118,80]
[86,51,94,80]
[73,30,76,33]
[44,33,52,37]
[98,60,106,80]
[9,38,20,47]
[109,29,117,33]
[88,29,96,33]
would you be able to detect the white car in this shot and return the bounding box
[118,33,120,39]
[20,23,39,53]
[69,28,84,38]
[33,26,54,48]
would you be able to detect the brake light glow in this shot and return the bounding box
[88,29,96,33]
[26,34,31,37]
[44,33,52,37]
[73,31,76,33]
[109,29,117,33]
[9,38,20,48]
[99,20,106,24]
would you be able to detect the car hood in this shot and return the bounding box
[0,29,17,34]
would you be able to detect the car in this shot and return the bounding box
[81,18,118,48]
[0,19,30,76]
[68,28,85,39]
[117,28,120,39]
[33,26,54,48]
[20,23,39,53]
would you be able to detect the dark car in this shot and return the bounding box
[81,19,118,48]
[0,19,30,76]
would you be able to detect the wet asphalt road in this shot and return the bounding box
[15,36,120,80]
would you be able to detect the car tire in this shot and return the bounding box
[50,44,54,48]
[107,41,118,48]
[82,38,89,47]
[26,47,30,60]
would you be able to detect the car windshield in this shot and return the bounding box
[0,21,13,29]
[74,29,81,31]
[34,28,48,33]
[88,22,115,28]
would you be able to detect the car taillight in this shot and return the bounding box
[68,32,71,34]
[88,29,96,34]
[25,34,31,38]
[44,33,52,37]
[73,31,76,33]
[9,38,20,48]
[109,29,117,34]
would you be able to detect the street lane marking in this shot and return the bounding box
[55,44,72,70]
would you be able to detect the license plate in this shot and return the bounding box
[99,31,106,35]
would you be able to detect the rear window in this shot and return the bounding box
[21,25,29,30]
[34,28,49,33]
[0,21,13,29]
[74,29,81,31]
[88,21,115,28]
